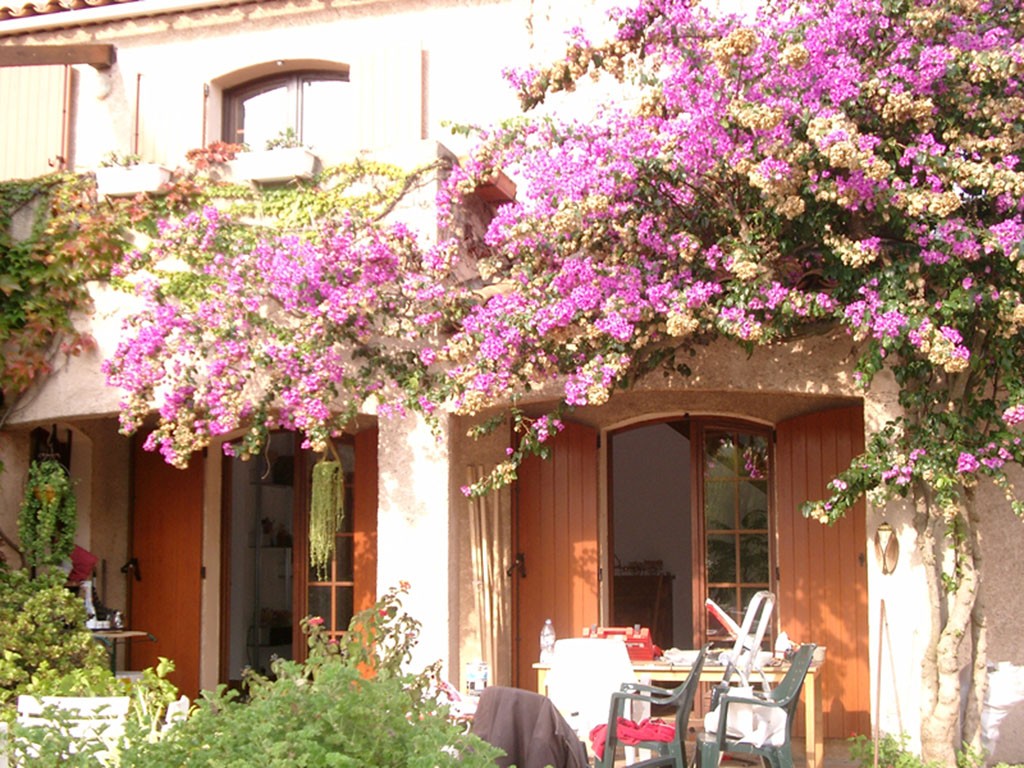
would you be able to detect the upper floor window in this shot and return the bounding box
[223,70,351,157]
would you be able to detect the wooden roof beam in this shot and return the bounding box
[0,43,115,69]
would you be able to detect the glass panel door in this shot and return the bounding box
[222,430,373,688]
[306,439,357,641]
[701,426,771,644]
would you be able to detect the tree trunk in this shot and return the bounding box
[918,489,982,765]
[964,488,988,755]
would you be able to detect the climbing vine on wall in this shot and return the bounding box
[2,153,450,576]
[0,174,133,412]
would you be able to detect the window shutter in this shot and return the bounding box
[352,43,423,152]
[0,64,66,180]
[775,404,870,739]
[513,421,600,688]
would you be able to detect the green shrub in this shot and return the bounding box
[849,733,1013,768]
[849,733,940,768]
[121,585,501,767]
[0,566,110,711]
[6,582,501,766]
[7,658,185,767]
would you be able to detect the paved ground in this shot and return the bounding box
[610,739,860,766]
[717,739,859,766]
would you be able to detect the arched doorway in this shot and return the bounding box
[609,418,773,651]
[514,405,869,738]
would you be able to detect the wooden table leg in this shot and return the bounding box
[804,671,823,768]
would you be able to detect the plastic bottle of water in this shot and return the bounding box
[540,618,556,663]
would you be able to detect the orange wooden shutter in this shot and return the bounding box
[353,427,379,612]
[513,421,599,688]
[353,44,423,152]
[775,405,870,738]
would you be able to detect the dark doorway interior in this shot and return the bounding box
[225,431,297,682]
[610,421,694,650]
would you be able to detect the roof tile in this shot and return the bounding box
[0,0,142,22]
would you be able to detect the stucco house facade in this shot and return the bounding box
[2,0,1024,762]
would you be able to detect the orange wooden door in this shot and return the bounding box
[129,438,203,699]
[775,405,870,738]
[513,421,600,688]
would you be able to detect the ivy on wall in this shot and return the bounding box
[0,174,132,413]
[0,152,448,577]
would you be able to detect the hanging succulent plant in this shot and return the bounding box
[18,458,77,568]
[309,452,345,580]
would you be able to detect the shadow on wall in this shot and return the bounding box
[570,545,599,605]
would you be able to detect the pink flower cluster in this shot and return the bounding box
[104,206,453,464]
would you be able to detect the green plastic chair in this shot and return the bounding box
[694,643,816,768]
[593,644,710,768]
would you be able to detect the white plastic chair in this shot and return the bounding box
[545,637,639,759]
[15,695,130,765]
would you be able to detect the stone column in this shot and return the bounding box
[376,412,455,677]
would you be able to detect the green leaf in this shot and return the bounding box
[0,274,21,294]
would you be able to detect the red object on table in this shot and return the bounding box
[581,626,660,661]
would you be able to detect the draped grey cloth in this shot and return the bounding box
[471,686,590,768]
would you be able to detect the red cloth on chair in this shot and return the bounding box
[589,717,676,759]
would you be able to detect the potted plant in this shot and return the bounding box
[18,458,77,569]
[227,128,320,183]
[184,140,245,181]
[94,151,173,198]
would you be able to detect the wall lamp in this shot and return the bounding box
[874,521,900,575]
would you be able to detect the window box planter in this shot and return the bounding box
[95,164,172,197]
[474,169,517,205]
[227,148,319,184]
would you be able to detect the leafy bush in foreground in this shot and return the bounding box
[121,585,500,767]
[0,567,110,711]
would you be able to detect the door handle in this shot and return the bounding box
[507,552,526,578]
[121,557,141,581]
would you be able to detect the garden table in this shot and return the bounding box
[91,629,155,673]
